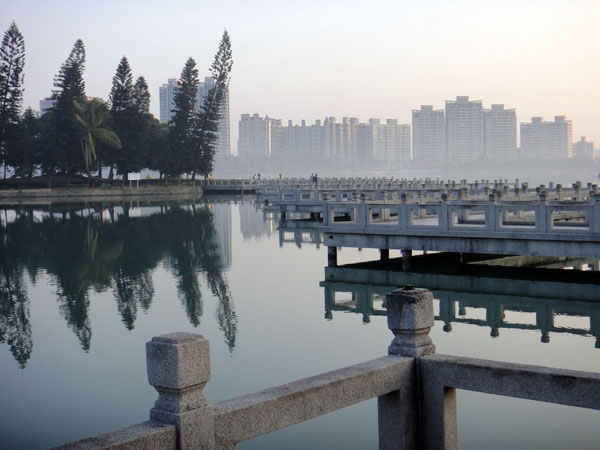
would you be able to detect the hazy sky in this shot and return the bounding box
[4,0,600,154]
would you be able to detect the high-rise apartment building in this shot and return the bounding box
[445,96,484,163]
[374,119,411,165]
[484,104,516,161]
[238,113,271,159]
[356,119,379,162]
[520,116,572,160]
[412,105,445,164]
[159,78,179,124]
[39,97,55,115]
[572,136,594,160]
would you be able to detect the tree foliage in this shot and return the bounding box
[8,108,40,179]
[0,28,233,184]
[108,59,156,181]
[74,98,121,178]
[191,29,233,179]
[167,57,199,178]
[43,39,87,179]
[132,76,150,114]
[109,56,133,112]
[0,21,26,177]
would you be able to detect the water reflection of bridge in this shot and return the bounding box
[277,220,322,248]
[321,253,600,347]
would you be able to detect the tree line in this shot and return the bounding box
[0,22,232,186]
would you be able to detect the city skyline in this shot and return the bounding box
[237,99,588,164]
[4,1,600,155]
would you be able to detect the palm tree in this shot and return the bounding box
[74,98,121,180]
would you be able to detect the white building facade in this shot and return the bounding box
[484,104,517,161]
[520,116,572,160]
[445,96,484,163]
[412,105,445,164]
[159,78,179,124]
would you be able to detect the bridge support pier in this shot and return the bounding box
[328,246,338,267]
[380,248,390,261]
[401,249,412,269]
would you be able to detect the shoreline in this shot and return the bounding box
[0,185,204,205]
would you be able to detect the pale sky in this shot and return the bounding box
[4,0,600,154]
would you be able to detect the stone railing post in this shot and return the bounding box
[147,332,215,450]
[386,286,436,357]
[378,286,436,450]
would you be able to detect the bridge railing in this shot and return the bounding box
[53,286,600,450]
[322,194,600,236]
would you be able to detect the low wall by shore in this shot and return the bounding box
[0,185,203,205]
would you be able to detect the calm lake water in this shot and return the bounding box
[0,198,599,449]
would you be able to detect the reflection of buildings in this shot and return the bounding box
[239,201,276,239]
[321,254,600,347]
[209,202,232,269]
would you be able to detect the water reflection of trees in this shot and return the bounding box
[0,202,237,367]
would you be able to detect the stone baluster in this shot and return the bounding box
[147,332,215,450]
[378,286,437,450]
[386,286,436,357]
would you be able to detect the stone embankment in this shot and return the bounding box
[0,185,203,205]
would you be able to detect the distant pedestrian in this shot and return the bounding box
[252,174,257,184]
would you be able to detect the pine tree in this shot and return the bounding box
[167,57,199,179]
[132,76,150,113]
[106,57,134,180]
[108,60,154,183]
[0,21,26,178]
[42,39,87,181]
[191,29,233,179]
[109,56,133,112]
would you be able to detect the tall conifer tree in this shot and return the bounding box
[191,30,233,179]
[132,76,150,113]
[42,39,86,180]
[167,57,199,179]
[106,57,134,180]
[109,56,133,112]
[0,21,26,178]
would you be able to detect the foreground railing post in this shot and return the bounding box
[378,286,436,450]
[147,332,215,450]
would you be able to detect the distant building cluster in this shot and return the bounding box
[159,77,231,162]
[238,114,411,166]
[238,96,596,165]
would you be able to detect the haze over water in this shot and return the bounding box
[4,1,600,150]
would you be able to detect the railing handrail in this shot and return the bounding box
[52,287,600,450]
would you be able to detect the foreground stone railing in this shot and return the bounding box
[53,287,600,450]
